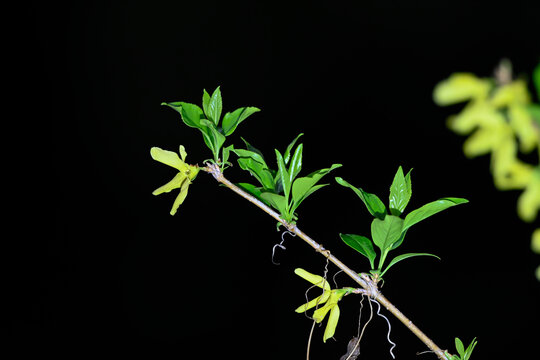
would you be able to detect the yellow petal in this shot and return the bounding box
[312,291,344,323]
[323,305,340,343]
[170,179,191,215]
[508,105,539,153]
[294,291,331,313]
[531,229,540,254]
[312,302,334,323]
[490,80,530,108]
[152,172,186,195]
[151,147,189,172]
[517,173,540,222]
[294,268,331,290]
[447,103,504,135]
[433,73,491,106]
[179,145,188,162]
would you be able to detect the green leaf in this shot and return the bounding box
[206,86,222,125]
[389,166,412,216]
[336,177,387,220]
[288,143,303,184]
[275,150,291,204]
[200,119,226,160]
[381,252,440,276]
[455,337,465,357]
[235,156,274,191]
[222,107,260,136]
[162,101,204,129]
[202,89,211,118]
[403,197,469,233]
[463,338,477,360]
[292,164,342,209]
[222,144,234,166]
[290,183,328,214]
[371,215,404,253]
[260,192,288,217]
[340,234,376,269]
[284,133,303,165]
[236,183,272,207]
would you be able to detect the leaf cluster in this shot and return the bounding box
[232,134,341,224]
[336,167,468,279]
[162,86,260,167]
[445,337,478,360]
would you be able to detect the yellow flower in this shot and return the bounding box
[433,73,491,106]
[150,145,200,215]
[294,268,350,342]
[517,168,540,222]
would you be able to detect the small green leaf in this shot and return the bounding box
[455,337,465,357]
[206,86,222,125]
[162,101,204,129]
[236,183,272,207]
[389,166,412,216]
[236,156,274,191]
[284,133,304,165]
[292,164,342,208]
[403,197,469,233]
[463,338,477,360]
[371,215,403,261]
[340,234,376,269]
[381,252,440,276]
[222,107,260,136]
[288,143,303,183]
[200,119,226,160]
[335,177,387,220]
[275,150,291,204]
[261,192,288,218]
[202,89,211,118]
[222,144,234,166]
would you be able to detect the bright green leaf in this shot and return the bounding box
[261,192,288,217]
[288,143,303,184]
[371,215,404,253]
[202,89,211,118]
[162,101,204,129]
[381,252,440,276]
[236,183,272,207]
[339,233,376,269]
[290,183,328,214]
[236,156,274,191]
[403,197,469,233]
[284,133,304,165]
[275,150,291,204]
[455,337,465,357]
[206,86,222,125]
[222,144,234,166]
[463,338,478,360]
[200,119,226,160]
[336,177,387,219]
[292,164,342,208]
[389,166,412,216]
[222,107,260,136]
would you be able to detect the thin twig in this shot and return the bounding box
[202,164,449,360]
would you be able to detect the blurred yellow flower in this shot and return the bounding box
[434,70,540,223]
[150,145,200,215]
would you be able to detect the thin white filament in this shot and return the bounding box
[370,298,396,359]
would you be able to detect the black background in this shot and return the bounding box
[27,0,540,358]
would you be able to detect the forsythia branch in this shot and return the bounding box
[203,163,449,360]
